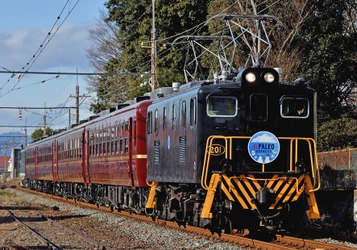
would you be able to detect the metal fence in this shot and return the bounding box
[318,148,357,190]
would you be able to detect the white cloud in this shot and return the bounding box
[0,21,97,134]
[0,20,96,71]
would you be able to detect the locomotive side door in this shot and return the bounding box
[52,140,59,183]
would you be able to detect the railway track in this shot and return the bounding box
[7,209,111,250]
[14,186,356,250]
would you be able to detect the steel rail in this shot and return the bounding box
[18,186,356,250]
[38,212,112,250]
[7,210,59,250]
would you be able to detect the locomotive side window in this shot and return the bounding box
[163,107,167,131]
[172,104,176,129]
[281,97,309,118]
[250,94,268,121]
[190,97,196,126]
[207,96,237,117]
[147,112,152,135]
[181,101,186,128]
[154,109,158,134]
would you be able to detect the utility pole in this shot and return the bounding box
[24,118,27,147]
[43,102,47,136]
[142,1,158,92]
[75,84,79,124]
[70,69,91,125]
[151,0,157,92]
[68,109,71,128]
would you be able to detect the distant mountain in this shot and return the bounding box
[0,132,31,156]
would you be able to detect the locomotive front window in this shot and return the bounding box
[207,96,237,117]
[250,94,268,121]
[281,97,309,118]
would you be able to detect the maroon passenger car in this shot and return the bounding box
[23,97,152,209]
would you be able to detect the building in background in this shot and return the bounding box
[9,147,22,179]
[0,155,11,181]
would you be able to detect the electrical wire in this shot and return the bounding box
[0,0,81,94]
[6,0,281,136]
[0,75,60,98]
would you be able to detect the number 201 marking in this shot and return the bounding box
[209,144,225,156]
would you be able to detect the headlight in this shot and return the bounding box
[264,72,275,83]
[245,72,256,83]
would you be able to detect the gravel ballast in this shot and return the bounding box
[0,188,246,249]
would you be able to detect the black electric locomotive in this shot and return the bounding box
[145,67,320,233]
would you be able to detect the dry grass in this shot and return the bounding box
[0,188,24,203]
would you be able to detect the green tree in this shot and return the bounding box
[95,0,210,107]
[317,116,357,151]
[88,1,357,151]
[31,128,53,141]
[294,0,357,151]
[298,0,357,121]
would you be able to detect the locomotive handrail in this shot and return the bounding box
[201,135,321,192]
[287,137,321,192]
[202,135,251,189]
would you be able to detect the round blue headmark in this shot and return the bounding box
[247,131,280,164]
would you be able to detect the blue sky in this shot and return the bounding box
[0,1,107,135]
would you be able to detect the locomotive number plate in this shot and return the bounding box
[209,144,225,156]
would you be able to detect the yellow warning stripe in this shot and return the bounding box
[219,174,306,211]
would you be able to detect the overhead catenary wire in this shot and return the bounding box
[0,0,81,93]
[0,75,60,98]
[2,1,279,135]
[0,1,91,135]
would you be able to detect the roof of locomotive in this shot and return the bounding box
[148,68,316,108]
[148,76,240,106]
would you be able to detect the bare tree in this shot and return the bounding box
[239,0,313,82]
[207,0,313,82]
[344,0,357,35]
[85,9,122,92]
